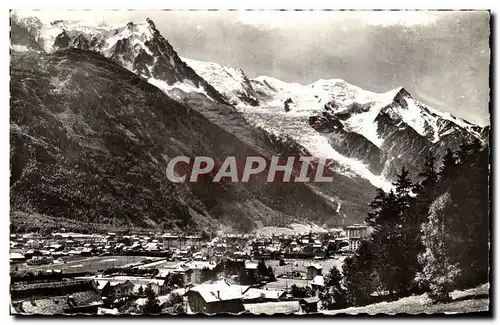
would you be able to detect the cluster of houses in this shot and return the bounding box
[10,224,369,315]
[10,225,368,268]
[10,259,323,315]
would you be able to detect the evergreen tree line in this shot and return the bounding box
[319,139,489,309]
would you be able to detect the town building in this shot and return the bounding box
[185,280,246,314]
[11,291,103,315]
[185,261,217,284]
[299,297,319,313]
[10,279,102,315]
[306,263,322,280]
[310,275,325,292]
[101,280,134,298]
[345,224,368,251]
[162,234,179,250]
[242,288,285,303]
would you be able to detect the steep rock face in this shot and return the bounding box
[10,50,214,233]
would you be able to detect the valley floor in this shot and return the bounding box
[323,283,490,315]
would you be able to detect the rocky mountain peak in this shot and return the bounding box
[146,17,158,34]
[10,15,228,104]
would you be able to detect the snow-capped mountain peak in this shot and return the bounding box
[380,86,483,142]
[181,57,259,106]
[184,58,486,188]
[11,15,228,104]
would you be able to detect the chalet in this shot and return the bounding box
[185,261,217,284]
[144,242,160,252]
[26,239,40,249]
[49,244,65,252]
[310,275,325,291]
[86,277,167,296]
[52,232,104,242]
[27,256,53,266]
[81,247,96,256]
[306,263,322,280]
[101,280,134,298]
[10,241,23,249]
[299,297,319,313]
[185,280,245,314]
[244,260,259,278]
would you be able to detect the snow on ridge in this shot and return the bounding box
[302,131,393,191]
[426,105,483,139]
[237,104,393,191]
[26,18,214,101]
[383,87,483,142]
[253,76,304,91]
[35,18,156,55]
[181,57,257,105]
[10,44,31,52]
[251,75,388,148]
[148,77,212,100]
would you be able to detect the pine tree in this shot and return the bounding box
[365,168,422,297]
[142,285,162,314]
[416,153,438,201]
[415,153,439,226]
[343,241,376,306]
[430,139,489,289]
[449,141,489,287]
[257,259,268,277]
[418,153,438,192]
[319,267,347,310]
[439,148,458,185]
[365,189,401,297]
[394,167,421,296]
[165,292,184,310]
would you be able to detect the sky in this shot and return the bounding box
[15,10,491,126]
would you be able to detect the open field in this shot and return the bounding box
[12,256,161,274]
[323,283,490,315]
[264,278,310,290]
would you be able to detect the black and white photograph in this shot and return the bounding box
[8,9,491,316]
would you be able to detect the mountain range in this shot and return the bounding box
[9,15,489,234]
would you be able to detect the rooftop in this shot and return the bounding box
[187,280,248,303]
[307,263,322,270]
[11,291,103,315]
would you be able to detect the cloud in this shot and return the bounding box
[237,10,447,29]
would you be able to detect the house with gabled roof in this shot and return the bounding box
[185,279,246,314]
